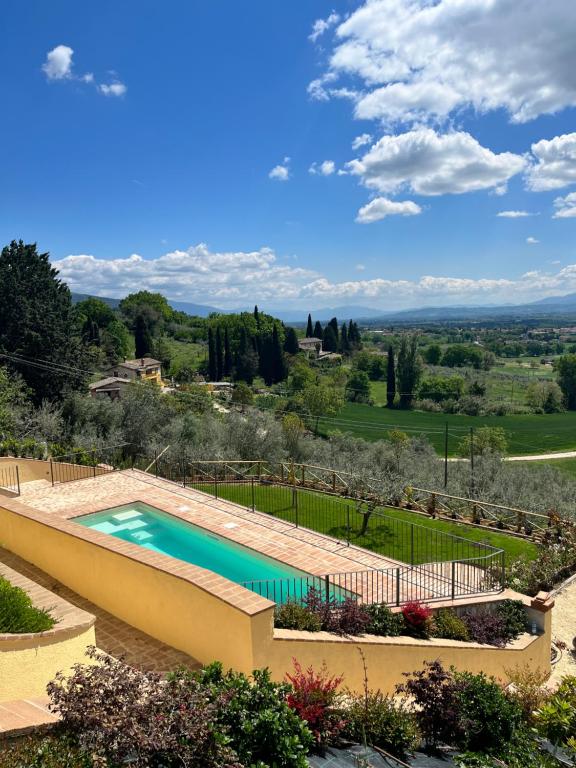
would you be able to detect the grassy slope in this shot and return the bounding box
[317,402,576,456]
[195,483,536,564]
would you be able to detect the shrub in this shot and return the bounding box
[364,603,404,637]
[505,665,550,725]
[432,609,470,642]
[398,661,522,752]
[327,598,370,636]
[342,690,419,758]
[0,731,92,768]
[285,659,345,751]
[48,648,242,768]
[535,675,576,748]
[195,661,313,768]
[401,601,432,639]
[495,599,527,641]
[275,602,322,632]
[461,610,508,646]
[456,729,558,767]
[0,576,55,633]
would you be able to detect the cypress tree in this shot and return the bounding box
[328,317,339,344]
[215,327,224,380]
[313,320,323,339]
[386,345,396,408]
[306,314,313,338]
[340,323,349,354]
[284,326,299,355]
[397,335,421,409]
[234,328,258,384]
[254,305,260,324]
[207,327,217,381]
[134,313,154,358]
[271,324,287,383]
[224,327,232,377]
[322,324,338,353]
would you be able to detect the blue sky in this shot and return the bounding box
[2,0,576,310]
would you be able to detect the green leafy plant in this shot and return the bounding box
[342,690,419,757]
[0,731,92,768]
[535,675,576,749]
[0,576,55,633]
[275,601,322,632]
[196,661,313,768]
[364,603,404,637]
[504,665,550,725]
[432,609,470,642]
[495,599,527,640]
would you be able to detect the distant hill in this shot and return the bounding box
[70,290,576,324]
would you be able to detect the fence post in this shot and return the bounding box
[50,459,54,486]
[410,525,414,565]
[346,507,350,546]
[451,560,456,600]
[251,477,255,512]
[295,486,299,527]
[182,460,187,489]
[324,575,330,604]
[500,550,506,591]
[154,451,158,478]
[332,471,336,492]
[395,567,401,606]
[214,469,218,500]
[15,465,20,496]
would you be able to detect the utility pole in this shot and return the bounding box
[444,422,449,488]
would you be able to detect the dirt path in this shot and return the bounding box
[448,450,576,463]
[549,576,576,685]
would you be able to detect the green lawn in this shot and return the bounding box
[317,402,576,456]
[194,482,537,565]
[517,457,576,478]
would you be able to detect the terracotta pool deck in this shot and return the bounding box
[7,469,489,605]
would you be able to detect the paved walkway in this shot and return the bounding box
[550,576,576,685]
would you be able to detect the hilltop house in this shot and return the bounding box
[89,358,163,400]
[298,337,322,356]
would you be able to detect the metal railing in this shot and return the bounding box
[140,457,552,536]
[0,464,20,495]
[242,553,505,607]
[49,444,130,486]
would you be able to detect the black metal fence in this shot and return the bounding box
[242,554,505,607]
[0,464,20,495]
[49,444,129,486]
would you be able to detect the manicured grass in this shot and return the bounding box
[317,402,576,456]
[0,576,55,633]
[518,457,576,478]
[194,482,537,565]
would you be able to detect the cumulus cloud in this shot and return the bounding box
[309,11,340,43]
[497,211,536,218]
[526,132,576,191]
[356,197,421,223]
[347,129,526,196]
[269,157,291,181]
[309,160,336,176]
[42,44,125,96]
[42,45,74,80]
[52,244,576,309]
[352,133,372,150]
[98,82,127,97]
[553,192,576,218]
[311,0,576,126]
[526,236,539,244]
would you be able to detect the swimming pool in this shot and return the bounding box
[76,502,314,600]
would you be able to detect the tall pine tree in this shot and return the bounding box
[207,327,217,381]
[397,335,421,409]
[215,327,224,380]
[322,324,338,353]
[134,313,154,358]
[234,328,258,384]
[386,344,396,408]
[306,314,313,338]
[284,326,299,355]
[223,328,232,377]
[328,317,339,344]
[271,324,287,383]
[313,320,323,339]
[340,323,349,354]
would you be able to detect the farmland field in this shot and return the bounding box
[317,402,576,456]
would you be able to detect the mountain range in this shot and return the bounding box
[71,292,576,324]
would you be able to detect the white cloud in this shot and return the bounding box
[312,0,576,125]
[52,244,576,310]
[526,237,539,244]
[42,44,126,96]
[352,133,372,150]
[309,12,340,43]
[309,160,335,176]
[347,129,526,196]
[497,210,536,218]
[269,157,291,181]
[356,197,422,223]
[553,192,576,218]
[355,264,366,271]
[99,82,127,97]
[526,132,576,191]
[42,45,74,80]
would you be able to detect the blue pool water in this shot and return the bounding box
[76,502,311,588]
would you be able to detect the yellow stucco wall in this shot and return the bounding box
[0,501,552,695]
[0,625,96,702]
[0,458,107,486]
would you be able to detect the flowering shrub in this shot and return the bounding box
[286,659,346,751]
[507,523,576,595]
[401,601,432,638]
[461,610,509,646]
[327,598,370,636]
[342,690,419,757]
